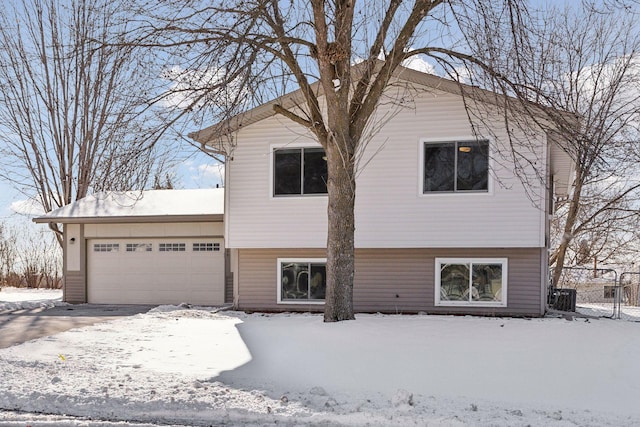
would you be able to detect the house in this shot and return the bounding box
[34,67,573,316]
[189,66,574,317]
[33,189,228,305]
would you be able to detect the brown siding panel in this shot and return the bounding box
[224,249,233,303]
[238,249,326,312]
[237,248,544,316]
[64,271,86,303]
[62,224,86,304]
[225,273,234,304]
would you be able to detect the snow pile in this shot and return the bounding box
[0,308,639,426]
[0,287,64,311]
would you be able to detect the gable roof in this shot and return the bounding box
[32,188,224,224]
[188,64,511,147]
[189,64,576,197]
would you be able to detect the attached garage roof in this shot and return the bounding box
[33,188,224,224]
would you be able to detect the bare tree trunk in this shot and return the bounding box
[552,174,583,286]
[324,141,356,322]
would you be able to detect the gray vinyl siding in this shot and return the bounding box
[238,249,326,312]
[237,248,544,316]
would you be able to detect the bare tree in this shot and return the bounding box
[488,2,640,285]
[0,0,171,245]
[16,227,62,289]
[0,221,61,288]
[552,177,640,270]
[0,223,18,285]
[120,0,544,321]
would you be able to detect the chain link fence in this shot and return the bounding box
[550,267,617,318]
[550,267,640,321]
[619,271,640,320]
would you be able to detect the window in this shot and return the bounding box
[604,286,616,299]
[277,258,326,303]
[193,242,220,252]
[126,243,152,252]
[423,140,489,193]
[159,243,186,252]
[273,147,327,196]
[435,258,507,307]
[93,243,119,252]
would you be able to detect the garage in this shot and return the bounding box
[87,237,225,305]
[33,189,227,306]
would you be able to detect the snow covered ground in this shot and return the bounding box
[0,286,64,311]
[577,303,640,321]
[1,291,640,426]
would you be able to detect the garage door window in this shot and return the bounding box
[193,242,220,252]
[159,243,186,252]
[126,243,152,252]
[94,243,119,252]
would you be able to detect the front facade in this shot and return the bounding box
[36,70,573,315]
[193,69,573,317]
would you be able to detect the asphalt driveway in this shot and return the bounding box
[0,304,155,349]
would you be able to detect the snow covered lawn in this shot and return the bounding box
[1,304,640,426]
[0,286,64,311]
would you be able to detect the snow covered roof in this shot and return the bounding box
[32,188,224,224]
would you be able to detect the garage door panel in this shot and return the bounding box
[88,238,224,305]
[157,258,189,271]
[120,258,153,270]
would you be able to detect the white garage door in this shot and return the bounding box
[87,238,225,305]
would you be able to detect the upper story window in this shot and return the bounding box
[273,147,327,196]
[423,140,489,193]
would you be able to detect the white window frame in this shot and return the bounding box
[435,257,508,307]
[277,258,326,305]
[269,142,328,199]
[418,137,494,197]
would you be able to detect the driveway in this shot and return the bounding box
[0,304,155,349]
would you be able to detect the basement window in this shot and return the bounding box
[435,258,507,307]
[277,258,326,304]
